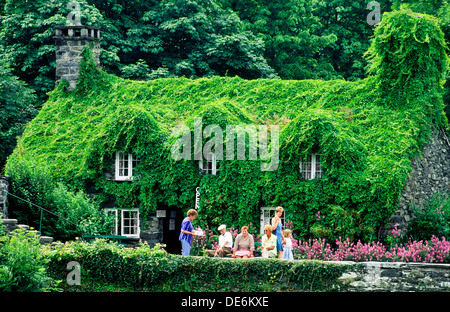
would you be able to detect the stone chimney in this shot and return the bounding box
[54,25,101,91]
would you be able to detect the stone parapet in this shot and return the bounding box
[338,261,450,292]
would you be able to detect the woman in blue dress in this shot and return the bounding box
[271,206,284,259]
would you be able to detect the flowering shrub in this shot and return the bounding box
[189,217,450,263]
[408,193,450,241]
[190,225,216,256]
[386,226,402,247]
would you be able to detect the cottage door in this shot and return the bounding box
[162,207,183,254]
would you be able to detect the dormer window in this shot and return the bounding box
[115,151,140,181]
[199,154,219,175]
[299,154,322,180]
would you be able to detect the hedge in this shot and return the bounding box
[5,9,450,242]
[44,239,352,292]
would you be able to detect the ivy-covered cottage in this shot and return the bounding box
[4,10,450,253]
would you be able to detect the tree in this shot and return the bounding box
[0,0,276,104]
[0,0,104,103]
[221,0,340,80]
[312,0,393,81]
[0,64,36,171]
[220,0,397,81]
[89,0,277,79]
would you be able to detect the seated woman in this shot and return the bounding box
[232,226,255,258]
[261,224,277,258]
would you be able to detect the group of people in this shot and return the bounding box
[179,206,294,260]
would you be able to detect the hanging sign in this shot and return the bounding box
[156,210,166,218]
[195,186,200,210]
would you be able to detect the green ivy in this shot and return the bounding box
[5,10,449,242]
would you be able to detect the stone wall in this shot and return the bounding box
[386,129,450,237]
[1,218,54,244]
[140,214,164,247]
[339,261,450,292]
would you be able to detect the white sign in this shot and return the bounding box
[195,186,200,209]
[156,210,166,218]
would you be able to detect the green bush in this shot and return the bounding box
[51,183,115,239]
[408,192,450,240]
[6,157,113,240]
[6,157,58,235]
[44,239,351,292]
[0,229,54,292]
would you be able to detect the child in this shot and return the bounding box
[282,229,294,260]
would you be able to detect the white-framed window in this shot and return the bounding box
[260,207,285,234]
[104,208,140,238]
[121,209,140,237]
[115,151,140,181]
[199,153,219,175]
[299,154,322,180]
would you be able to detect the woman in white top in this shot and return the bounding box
[204,224,233,257]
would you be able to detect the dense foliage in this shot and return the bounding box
[6,157,113,240]
[408,192,450,240]
[0,228,53,291]
[5,10,449,242]
[2,0,450,171]
[221,0,394,81]
[0,64,36,169]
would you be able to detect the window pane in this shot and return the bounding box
[106,210,118,235]
[200,160,215,174]
[315,154,322,179]
[300,155,312,179]
[121,210,139,236]
[118,152,130,177]
[132,156,140,169]
[207,160,213,173]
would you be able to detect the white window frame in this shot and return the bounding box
[299,154,322,180]
[260,207,285,234]
[115,151,140,181]
[121,208,140,238]
[103,208,140,238]
[199,153,219,175]
[104,208,118,235]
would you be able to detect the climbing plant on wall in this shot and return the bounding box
[5,10,449,243]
